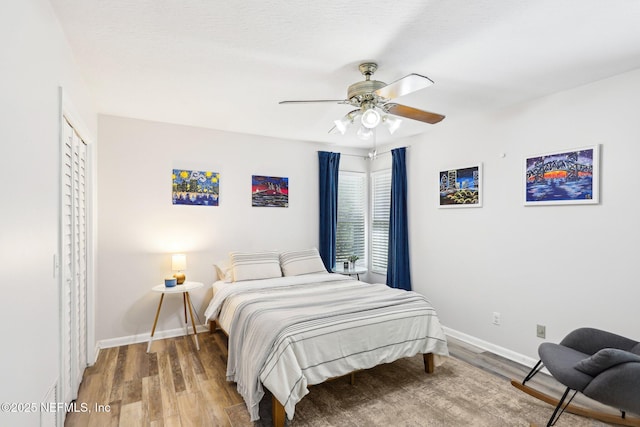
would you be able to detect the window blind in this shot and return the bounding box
[337,171,366,266]
[371,169,391,273]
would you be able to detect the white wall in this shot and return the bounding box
[0,1,97,426]
[96,116,366,344]
[397,68,640,362]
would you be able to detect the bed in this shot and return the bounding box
[203,249,449,426]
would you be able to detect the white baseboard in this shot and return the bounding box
[96,324,209,351]
[443,326,541,369]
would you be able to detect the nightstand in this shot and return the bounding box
[332,265,367,280]
[147,281,204,353]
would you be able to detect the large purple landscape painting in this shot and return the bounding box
[524,146,599,205]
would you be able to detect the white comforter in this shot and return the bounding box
[204,273,449,421]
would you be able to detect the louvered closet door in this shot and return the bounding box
[61,119,88,404]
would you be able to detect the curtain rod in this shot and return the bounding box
[338,145,411,159]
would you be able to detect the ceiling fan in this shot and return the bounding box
[279,62,445,139]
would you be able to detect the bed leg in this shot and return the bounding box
[423,353,435,373]
[272,396,285,427]
[209,320,215,334]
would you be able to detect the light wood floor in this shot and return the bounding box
[64,332,606,427]
[65,331,240,426]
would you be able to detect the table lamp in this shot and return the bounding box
[172,254,187,284]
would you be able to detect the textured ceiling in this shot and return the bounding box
[49,0,640,148]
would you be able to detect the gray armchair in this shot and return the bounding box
[515,327,640,426]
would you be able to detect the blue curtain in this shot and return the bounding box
[386,147,411,290]
[318,151,340,271]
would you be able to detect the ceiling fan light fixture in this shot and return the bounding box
[356,125,373,140]
[361,108,381,129]
[383,115,402,134]
[333,118,349,135]
[332,110,360,135]
[281,63,444,136]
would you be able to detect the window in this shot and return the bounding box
[336,171,366,266]
[371,169,391,274]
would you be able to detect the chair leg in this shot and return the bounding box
[523,359,544,385]
[547,387,578,427]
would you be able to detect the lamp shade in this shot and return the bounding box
[356,126,373,140]
[332,110,360,135]
[383,115,402,134]
[333,118,349,135]
[361,108,381,129]
[172,254,187,271]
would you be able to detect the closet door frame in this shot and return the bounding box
[58,87,96,419]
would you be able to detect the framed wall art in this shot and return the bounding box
[172,169,220,206]
[439,164,482,208]
[524,145,599,206]
[252,175,288,207]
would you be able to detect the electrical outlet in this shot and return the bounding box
[492,312,501,326]
[537,324,546,339]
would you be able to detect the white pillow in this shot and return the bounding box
[213,260,232,282]
[280,248,327,276]
[229,251,282,282]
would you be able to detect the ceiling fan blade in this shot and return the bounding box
[385,103,445,124]
[375,74,434,100]
[279,100,348,104]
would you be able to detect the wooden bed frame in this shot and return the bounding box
[210,319,436,427]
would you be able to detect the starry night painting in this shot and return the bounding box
[439,164,482,208]
[252,175,288,207]
[524,146,599,205]
[172,169,219,206]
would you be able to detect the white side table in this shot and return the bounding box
[332,265,367,280]
[147,281,204,353]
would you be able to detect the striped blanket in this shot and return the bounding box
[204,273,449,421]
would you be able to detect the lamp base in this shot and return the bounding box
[173,272,186,285]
